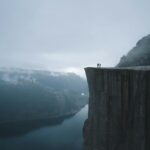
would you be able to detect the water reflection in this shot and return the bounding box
[0,105,88,150]
[0,115,74,138]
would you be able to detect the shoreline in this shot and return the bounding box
[0,104,86,126]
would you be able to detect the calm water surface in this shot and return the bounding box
[0,105,88,150]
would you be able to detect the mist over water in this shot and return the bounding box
[1,0,149,149]
[0,105,88,150]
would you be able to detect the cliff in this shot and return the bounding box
[83,67,150,150]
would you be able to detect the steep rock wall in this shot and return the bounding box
[83,67,150,150]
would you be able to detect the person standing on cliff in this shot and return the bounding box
[97,63,101,68]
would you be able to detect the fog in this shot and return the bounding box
[0,0,150,76]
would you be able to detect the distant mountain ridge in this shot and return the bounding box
[117,34,150,67]
[0,68,88,124]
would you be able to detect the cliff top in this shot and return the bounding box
[85,66,150,71]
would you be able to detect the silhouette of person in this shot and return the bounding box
[97,63,101,68]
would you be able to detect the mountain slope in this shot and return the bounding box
[0,68,88,124]
[117,34,150,67]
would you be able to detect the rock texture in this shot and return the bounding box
[117,34,150,67]
[83,67,150,150]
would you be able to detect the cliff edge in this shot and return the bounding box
[83,67,150,150]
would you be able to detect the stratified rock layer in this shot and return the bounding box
[83,67,150,150]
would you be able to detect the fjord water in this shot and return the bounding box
[0,105,88,150]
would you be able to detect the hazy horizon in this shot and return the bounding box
[0,0,150,76]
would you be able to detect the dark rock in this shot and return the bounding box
[84,67,150,150]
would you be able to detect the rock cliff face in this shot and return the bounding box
[83,67,150,150]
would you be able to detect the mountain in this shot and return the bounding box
[83,35,150,150]
[117,34,150,67]
[0,68,88,124]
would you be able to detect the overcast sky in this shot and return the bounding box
[0,0,150,76]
